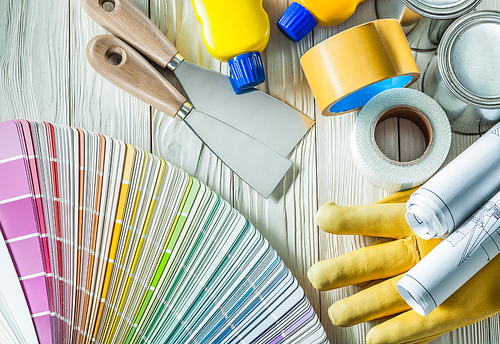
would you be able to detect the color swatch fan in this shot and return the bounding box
[0,120,328,344]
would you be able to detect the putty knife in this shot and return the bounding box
[82,0,314,157]
[87,34,291,198]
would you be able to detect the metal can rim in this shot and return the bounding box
[402,0,482,19]
[438,10,500,109]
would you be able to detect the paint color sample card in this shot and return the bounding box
[0,120,329,344]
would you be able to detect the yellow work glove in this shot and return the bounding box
[308,188,500,344]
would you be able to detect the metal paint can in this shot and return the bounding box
[375,0,481,51]
[375,0,423,35]
[402,0,482,19]
[422,11,500,134]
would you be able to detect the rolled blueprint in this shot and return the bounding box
[398,188,500,316]
[406,122,500,239]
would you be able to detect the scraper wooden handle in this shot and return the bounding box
[86,34,186,118]
[82,0,178,68]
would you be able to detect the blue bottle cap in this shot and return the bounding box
[278,2,317,42]
[228,52,265,94]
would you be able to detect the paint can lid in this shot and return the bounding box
[439,11,500,108]
[402,0,481,19]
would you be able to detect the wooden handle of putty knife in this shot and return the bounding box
[86,34,187,118]
[82,0,178,68]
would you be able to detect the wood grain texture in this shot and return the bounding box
[153,0,233,200]
[234,0,320,312]
[313,1,499,343]
[0,1,68,124]
[1,0,500,343]
[149,0,205,177]
[314,2,382,341]
[86,34,187,118]
[70,0,150,150]
[82,0,179,68]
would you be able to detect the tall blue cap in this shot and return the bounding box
[278,2,317,42]
[228,52,265,94]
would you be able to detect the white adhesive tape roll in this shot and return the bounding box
[351,88,451,191]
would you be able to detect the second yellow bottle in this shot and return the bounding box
[278,0,366,42]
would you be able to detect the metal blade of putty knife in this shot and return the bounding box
[173,60,314,157]
[183,109,292,198]
[86,34,292,198]
[82,0,315,157]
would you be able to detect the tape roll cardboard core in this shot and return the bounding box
[301,19,420,116]
[372,106,433,166]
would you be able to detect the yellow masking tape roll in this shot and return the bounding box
[351,88,451,191]
[300,19,420,115]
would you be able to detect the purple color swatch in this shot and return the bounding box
[0,120,22,160]
[7,236,44,276]
[0,159,30,201]
[20,275,50,314]
[32,314,52,344]
[269,306,315,344]
[0,197,39,238]
[0,120,52,344]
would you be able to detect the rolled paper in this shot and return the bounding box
[398,187,500,316]
[406,122,500,239]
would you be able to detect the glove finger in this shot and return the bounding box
[355,238,398,288]
[308,237,419,291]
[366,311,449,344]
[357,278,384,290]
[367,253,500,344]
[316,202,412,239]
[328,274,410,327]
[373,187,419,204]
[368,323,442,344]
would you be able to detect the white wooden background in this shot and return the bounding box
[0,0,498,343]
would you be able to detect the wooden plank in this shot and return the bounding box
[151,0,204,178]
[2,0,500,343]
[314,2,386,342]
[0,1,68,124]
[314,0,500,342]
[157,0,234,201]
[228,0,321,317]
[69,0,150,150]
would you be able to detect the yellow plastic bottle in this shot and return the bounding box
[191,0,270,93]
[278,0,366,42]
